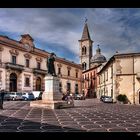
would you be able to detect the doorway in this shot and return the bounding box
[36,77,41,91]
[10,73,17,92]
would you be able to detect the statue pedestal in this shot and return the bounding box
[30,75,74,109]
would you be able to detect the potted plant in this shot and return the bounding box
[117,94,128,104]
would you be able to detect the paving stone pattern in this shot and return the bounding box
[0,99,140,132]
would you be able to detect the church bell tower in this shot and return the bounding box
[79,20,93,71]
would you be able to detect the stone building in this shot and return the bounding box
[82,65,101,98]
[0,34,82,95]
[79,22,93,71]
[79,21,106,97]
[97,52,140,104]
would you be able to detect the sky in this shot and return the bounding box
[0,8,140,64]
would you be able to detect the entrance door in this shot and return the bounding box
[67,83,71,94]
[36,77,41,91]
[10,73,17,92]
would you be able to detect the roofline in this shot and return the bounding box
[82,64,102,73]
[98,52,140,74]
[0,34,82,69]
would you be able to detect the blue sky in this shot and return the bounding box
[0,8,140,64]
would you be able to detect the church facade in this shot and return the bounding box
[0,34,82,95]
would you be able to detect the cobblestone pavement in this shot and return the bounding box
[0,99,140,132]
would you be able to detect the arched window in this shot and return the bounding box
[84,63,87,70]
[85,47,87,55]
[59,82,62,92]
[82,47,84,55]
[75,84,79,94]
[82,62,87,70]
[82,63,85,70]
[82,46,87,55]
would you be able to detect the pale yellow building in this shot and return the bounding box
[97,53,140,104]
[0,34,82,95]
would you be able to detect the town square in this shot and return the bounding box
[0,8,140,133]
[0,99,140,132]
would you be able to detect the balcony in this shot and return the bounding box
[136,72,140,79]
[33,68,47,75]
[5,62,24,71]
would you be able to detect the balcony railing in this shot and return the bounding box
[33,68,47,75]
[5,62,24,71]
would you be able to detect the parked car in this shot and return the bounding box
[22,92,35,101]
[74,93,85,100]
[103,96,113,103]
[100,95,106,101]
[38,92,43,100]
[4,93,11,101]
[32,91,41,100]
[10,92,23,101]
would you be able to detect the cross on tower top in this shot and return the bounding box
[85,17,88,23]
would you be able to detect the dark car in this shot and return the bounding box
[100,95,106,101]
[4,93,11,101]
[38,92,43,100]
[22,92,35,101]
[74,93,85,100]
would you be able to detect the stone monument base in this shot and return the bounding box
[30,100,74,109]
[30,75,74,109]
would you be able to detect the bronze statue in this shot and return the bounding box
[47,52,57,76]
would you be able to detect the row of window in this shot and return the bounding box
[12,55,79,78]
[24,76,79,93]
[12,55,41,69]
[59,82,79,93]
[98,88,113,97]
[99,66,113,84]
[83,71,96,80]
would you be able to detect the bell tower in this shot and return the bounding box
[79,19,93,71]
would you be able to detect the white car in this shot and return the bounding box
[9,92,23,101]
[31,91,41,100]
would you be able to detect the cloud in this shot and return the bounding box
[0,8,140,63]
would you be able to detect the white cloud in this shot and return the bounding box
[0,8,140,62]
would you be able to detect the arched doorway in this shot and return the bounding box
[10,73,17,92]
[36,77,41,91]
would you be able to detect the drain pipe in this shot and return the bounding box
[133,55,135,104]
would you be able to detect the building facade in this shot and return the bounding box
[82,65,101,98]
[97,53,140,104]
[0,34,82,95]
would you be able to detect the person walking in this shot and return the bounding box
[0,89,5,109]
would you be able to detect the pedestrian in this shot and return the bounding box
[0,89,5,109]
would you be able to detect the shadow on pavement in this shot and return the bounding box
[0,107,86,132]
